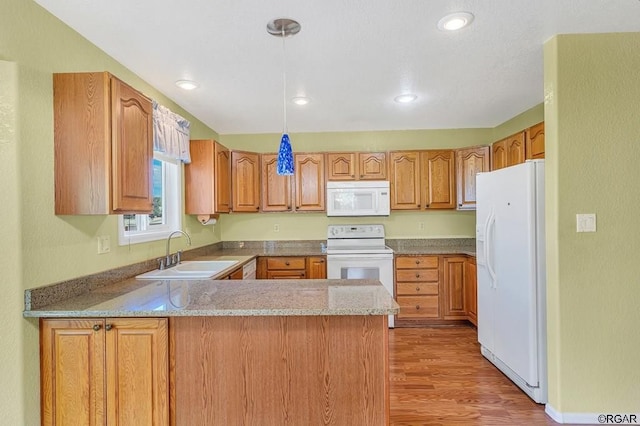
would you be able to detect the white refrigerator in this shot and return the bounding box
[475,160,547,404]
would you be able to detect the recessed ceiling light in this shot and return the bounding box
[394,94,417,103]
[175,80,199,90]
[437,12,474,31]
[292,97,310,105]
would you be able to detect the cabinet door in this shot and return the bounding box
[456,146,490,210]
[214,142,231,212]
[306,256,327,279]
[443,257,467,319]
[389,151,421,210]
[506,131,526,167]
[105,318,169,426]
[41,319,106,426]
[326,152,357,180]
[526,122,545,160]
[110,76,154,213]
[261,153,292,212]
[359,152,387,180]
[491,139,507,171]
[231,151,261,212]
[421,150,456,209]
[465,257,477,326]
[295,153,325,211]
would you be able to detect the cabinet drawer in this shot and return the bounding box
[396,296,439,319]
[266,270,306,279]
[266,257,306,270]
[395,269,438,282]
[396,282,439,296]
[396,256,438,269]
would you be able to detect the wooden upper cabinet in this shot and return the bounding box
[261,153,292,212]
[526,122,545,159]
[506,131,526,167]
[456,146,490,210]
[326,152,387,180]
[359,152,387,180]
[389,151,421,210]
[54,72,153,214]
[491,139,507,171]
[231,151,261,212]
[326,152,357,180]
[294,153,325,211]
[421,150,456,209]
[185,140,231,214]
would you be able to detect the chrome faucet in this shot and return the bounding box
[159,230,192,270]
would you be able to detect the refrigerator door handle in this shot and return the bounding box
[486,211,497,288]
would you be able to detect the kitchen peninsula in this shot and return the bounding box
[25,267,398,425]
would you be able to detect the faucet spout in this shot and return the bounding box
[163,230,192,269]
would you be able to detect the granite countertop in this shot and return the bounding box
[24,278,399,318]
[387,239,476,256]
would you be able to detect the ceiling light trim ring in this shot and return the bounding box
[437,12,474,31]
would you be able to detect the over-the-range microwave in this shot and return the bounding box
[326,181,390,216]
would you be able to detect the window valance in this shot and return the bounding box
[152,101,191,163]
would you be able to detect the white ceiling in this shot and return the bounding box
[35,0,640,135]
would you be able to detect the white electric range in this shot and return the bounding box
[326,224,395,327]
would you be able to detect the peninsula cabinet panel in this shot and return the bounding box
[456,146,490,210]
[54,72,153,214]
[491,139,507,171]
[261,153,292,212]
[443,256,467,320]
[465,256,478,326]
[506,131,526,167]
[294,153,325,211]
[326,152,357,180]
[172,315,389,425]
[231,151,261,212]
[40,318,169,426]
[526,122,545,159]
[185,140,231,214]
[421,150,456,209]
[389,151,421,210]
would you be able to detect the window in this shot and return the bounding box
[118,153,182,245]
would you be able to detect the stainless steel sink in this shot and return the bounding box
[136,260,239,280]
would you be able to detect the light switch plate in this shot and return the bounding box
[576,214,596,233]
[97,235,111,254]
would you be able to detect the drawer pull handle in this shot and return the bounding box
[415,304,421,310]
[416,286,420,292]
[415,273,420,278]
[415,260,420,264]
[285,261,290,266]
[93,324,101,331]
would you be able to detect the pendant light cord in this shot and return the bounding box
[282,27,287,134]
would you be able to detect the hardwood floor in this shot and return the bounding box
[389,326,561,425]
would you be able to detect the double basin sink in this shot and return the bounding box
[136,260,239,280]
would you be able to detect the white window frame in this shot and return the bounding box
[118,152,183,245]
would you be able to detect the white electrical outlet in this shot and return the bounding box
[576,214,596,233]
[418,222,425,231]
[273,224,280,232]
[97,235,111,254]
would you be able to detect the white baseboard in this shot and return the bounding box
[546,404,640,424]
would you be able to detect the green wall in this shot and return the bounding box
[1,0,220,424]
[544,33,640,414]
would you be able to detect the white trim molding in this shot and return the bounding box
[546,404,640,424]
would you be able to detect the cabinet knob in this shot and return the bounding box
[415,273,420,278]
[285,261,290,266]
[416,286,420,292]
[459,204,462,207]
[426,204,430,208]
[92,324,101,331]
[415,260,420,264]
[256,206,260,210]
[417,204,420,208]
[105,324,113,331]
[320,259,324,263]
[415,305,421,310]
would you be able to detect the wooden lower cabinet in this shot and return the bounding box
[257,255,326,280]
[395,254,477,326]
[40,318,169,426]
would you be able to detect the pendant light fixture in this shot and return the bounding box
[267,18,301,175]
